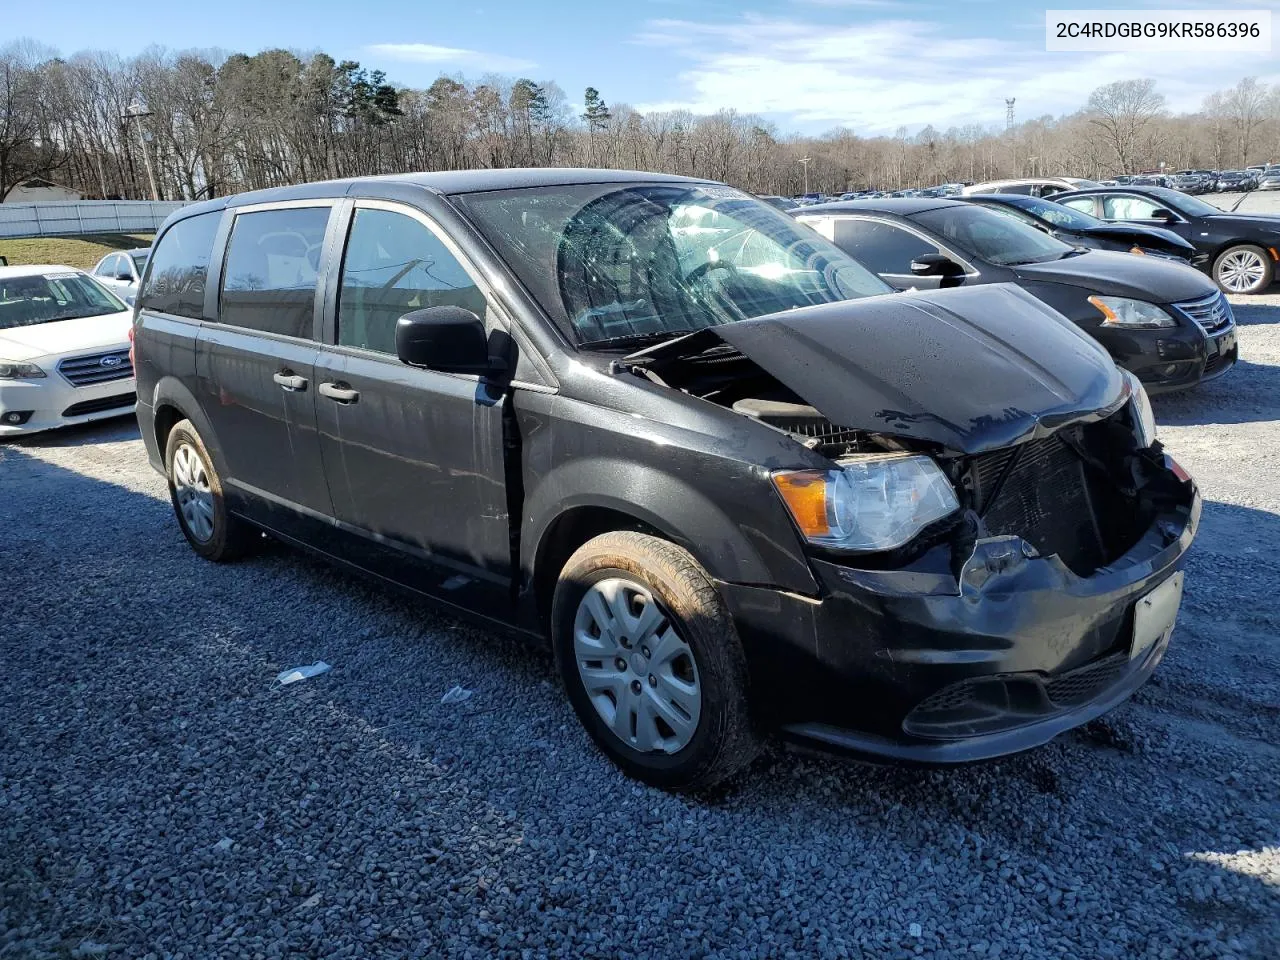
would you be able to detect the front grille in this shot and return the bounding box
[57,350,133,387]
[969,435,1105,575]
[1175,291,1233,334]
[61,393,135,418]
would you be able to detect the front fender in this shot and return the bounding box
[521,453,819,595]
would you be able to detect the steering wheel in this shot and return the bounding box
[685,260,741,286]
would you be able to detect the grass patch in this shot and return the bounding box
[0,233,154,271]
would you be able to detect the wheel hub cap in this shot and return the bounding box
[172,442,215,543]
[572,578,701,754]
[1219,250,1265,292]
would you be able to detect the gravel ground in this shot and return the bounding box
[2,298,1279,960]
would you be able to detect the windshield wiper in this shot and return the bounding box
[576,330,699,351]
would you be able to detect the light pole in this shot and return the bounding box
[1028,155,1038,177]
[799,156,811,195]
[122,100,160,201]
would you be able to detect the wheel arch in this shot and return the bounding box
[150,376,228,475]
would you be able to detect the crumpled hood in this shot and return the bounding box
[1011,249,1215,303]
[636,284,1126,455]
[0,311,132,363]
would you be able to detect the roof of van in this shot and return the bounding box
[168,168,717,222]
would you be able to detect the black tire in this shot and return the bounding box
[551,531,757,792]
[1212,243,1274,295]
[164,418,256,561]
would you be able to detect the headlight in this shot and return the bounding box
[1120,368,1157,447]
[0,361,46,379]
[772,453,960,552]
[1088,296,1176,328]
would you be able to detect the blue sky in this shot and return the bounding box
[22,0,1280,136]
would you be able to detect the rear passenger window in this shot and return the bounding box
[138,211,220,319]
[337,207,487,355]
[220,207,330,338]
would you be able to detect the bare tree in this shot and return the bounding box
[1223,77,1269,166]
[1086,79,1166,174]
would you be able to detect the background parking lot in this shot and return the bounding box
[2,298,1278,959]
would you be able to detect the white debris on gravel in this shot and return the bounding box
[1,297,1278,958]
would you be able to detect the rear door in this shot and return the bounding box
[311,199,514,613]
[196,202,338,534]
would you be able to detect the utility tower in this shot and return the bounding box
[1005,98,1016,131]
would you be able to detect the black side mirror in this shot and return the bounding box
[1149,207,1176,221]
[116,271,134,282]
[395,306,493,374]
[910,253,965,277]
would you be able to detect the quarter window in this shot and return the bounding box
[137,211,221,319]
[831,219,939,275]
[336,207,487,355]
[220,207,330,338]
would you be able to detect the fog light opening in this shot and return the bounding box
[2,410,33,425]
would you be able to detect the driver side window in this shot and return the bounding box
[1060,197,1097,215]
[832,219,939,275]
[336,207,487,355]
[96,255,120,277]
[1102,195,1162,220]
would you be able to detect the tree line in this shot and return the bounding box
[3,39,1280,203]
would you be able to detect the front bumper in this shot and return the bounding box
[1099,322,1237,395]
[721,463,1200,763]
[0,376,136,437]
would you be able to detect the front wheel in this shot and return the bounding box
[551,531,757,792]
[1213,244,1273,295]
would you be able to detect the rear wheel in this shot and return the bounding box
[164,419,255,561]
[551,531,757,792]
[1213,244,1273,295]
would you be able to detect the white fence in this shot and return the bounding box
[0,200,190,239]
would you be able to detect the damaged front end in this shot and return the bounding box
[618,285,1200,761]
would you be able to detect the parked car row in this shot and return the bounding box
[0,168,1241,793]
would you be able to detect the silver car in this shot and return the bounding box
[89,247,150,304]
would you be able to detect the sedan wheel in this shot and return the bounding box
[1213,244,1273,295]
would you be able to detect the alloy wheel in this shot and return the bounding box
[1217,248,1267,293]
[572,577,701,754]
[172,442,215,542]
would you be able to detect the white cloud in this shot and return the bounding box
[367,43,536,73]
[632,14,1280,134]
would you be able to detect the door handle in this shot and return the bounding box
[273,371,308,392]
[318,381,360,404]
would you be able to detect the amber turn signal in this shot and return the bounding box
[771,471,831,539]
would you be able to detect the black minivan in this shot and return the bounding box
[133,169,1198,790]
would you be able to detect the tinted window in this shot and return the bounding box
[830,219,937,274]
[995,184,1036,196]
[337,208,486,355]
[139,211,221,319]
[220,207,329,338]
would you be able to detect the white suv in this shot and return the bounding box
[0,265,136,436]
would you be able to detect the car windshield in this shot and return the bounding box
[0,272,126,330]
[1140,187,1223,217]
[911,204,1077,265]
[453,183,890,347]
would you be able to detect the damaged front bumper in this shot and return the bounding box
[721,457,1200,763]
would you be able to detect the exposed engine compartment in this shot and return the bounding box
[623,345,1189,581]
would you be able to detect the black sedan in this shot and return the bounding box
[1052,185,1280,294]
[964,193,1195,262]
[795,198,1237,394]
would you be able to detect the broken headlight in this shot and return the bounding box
[772,453,959,552]
[1121,368,1157,448]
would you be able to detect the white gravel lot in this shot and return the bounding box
[1,295,1278,959]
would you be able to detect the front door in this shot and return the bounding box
[313,201,513,615]
[1099,193,1192,241]
[197,203,336,535]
